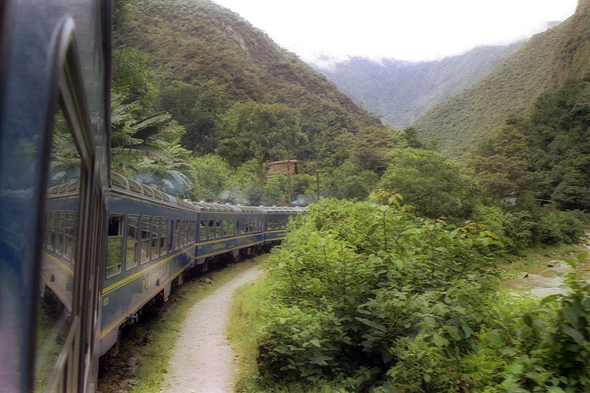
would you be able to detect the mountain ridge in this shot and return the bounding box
[413,0,590,155]
[317,42,524,127]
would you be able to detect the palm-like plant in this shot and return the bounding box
[110,93,194,196]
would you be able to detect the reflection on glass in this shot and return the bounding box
[35,109,81,391]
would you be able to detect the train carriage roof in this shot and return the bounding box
[49,172,309,213]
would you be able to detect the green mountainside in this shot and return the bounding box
[414,0,590,155]
[318,42,523,128]
[114,0,384,160]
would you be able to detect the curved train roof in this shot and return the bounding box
[51,172,307,213]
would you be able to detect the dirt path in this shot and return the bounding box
[162,265,263,393]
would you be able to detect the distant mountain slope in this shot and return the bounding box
[414,0,590,155]
[115,0,383,156]
[318,43,523,128]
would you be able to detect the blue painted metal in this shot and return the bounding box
[0,0,110,390]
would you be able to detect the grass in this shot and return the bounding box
[98,256,264,393]
[228,269,273,393]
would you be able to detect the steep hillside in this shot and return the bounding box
[414,0,590,155]
[318,42,523,128]
[114,0,384,158]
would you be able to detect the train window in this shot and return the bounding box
[208,220,215,239]
[151,217,160,259]
[190,220,196,242]
[229,220,235,236]
[199,220,207,241]
[56,211,65,255]
[141,217,151,263]
[274,218,280,230]
[64,212,76,261]
[153,190,163,200]
[106,215,124,277]
[126,215,140,269]
[112,172,128,189]
[240,219,245,234]
[179,220,185,246]
[128,179,143,194]
[168,219,174,253]
[174,220,181,250]
[223,220,230,237]
[160,218,168,255]
[36,104,83,390]
[142,185,154,198]
[49,211,56,250]
[214,220,221,238]
[185,220,191,245]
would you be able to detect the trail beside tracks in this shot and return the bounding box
[162,264,263,393]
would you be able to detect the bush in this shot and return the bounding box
[254,196,590,391]
[538,209,585,245]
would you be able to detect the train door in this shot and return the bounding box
[32,25,105,393]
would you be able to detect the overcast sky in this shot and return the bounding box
[212,0,578,67]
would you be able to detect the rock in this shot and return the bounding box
[204,278,213,284]
[523,273,529,278]
[547,260,560,267]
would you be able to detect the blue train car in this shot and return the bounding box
[99,173,199,354]
[194,203,266,267]
[262,207,307,247]
[0,0,111,391]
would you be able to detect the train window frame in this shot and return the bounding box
[126,215,140,270]
[229,219,235,237]
[151,217,160,260]
[106,214,125,278]
[140,216,151,264]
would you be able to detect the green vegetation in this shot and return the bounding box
[238,197,590,392]
[98,258,262,393]
[414,0,590,155]
[228,273,273,392]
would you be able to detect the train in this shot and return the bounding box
[45,172,305,356]
[0,1,305,392]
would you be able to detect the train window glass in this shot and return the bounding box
[174,220,181,250]
[66,181,78,193]
[207,220,215,239]
[151,217,160,259]
[186,220,191,245]
[142,185,154,198]
[181,220,186,246]
[106,215,124,277]
[128,179,142,194]
[224,220,230,237]
[168,219,174,253]
[126,215,140,270]
[229,220,235,236]
[141,217,151,263]
[64,212,75,261]
[49,211,56,250]
[36,105,83,391]
[154,190,163,200]
[200,220,207,241]
[240,219,245,234]
[160,218,168,255]
[163,194,170,202]
[55,211,64,255]
[112,172,127,190]
[190,220,196,242]
[214,220,221,238]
